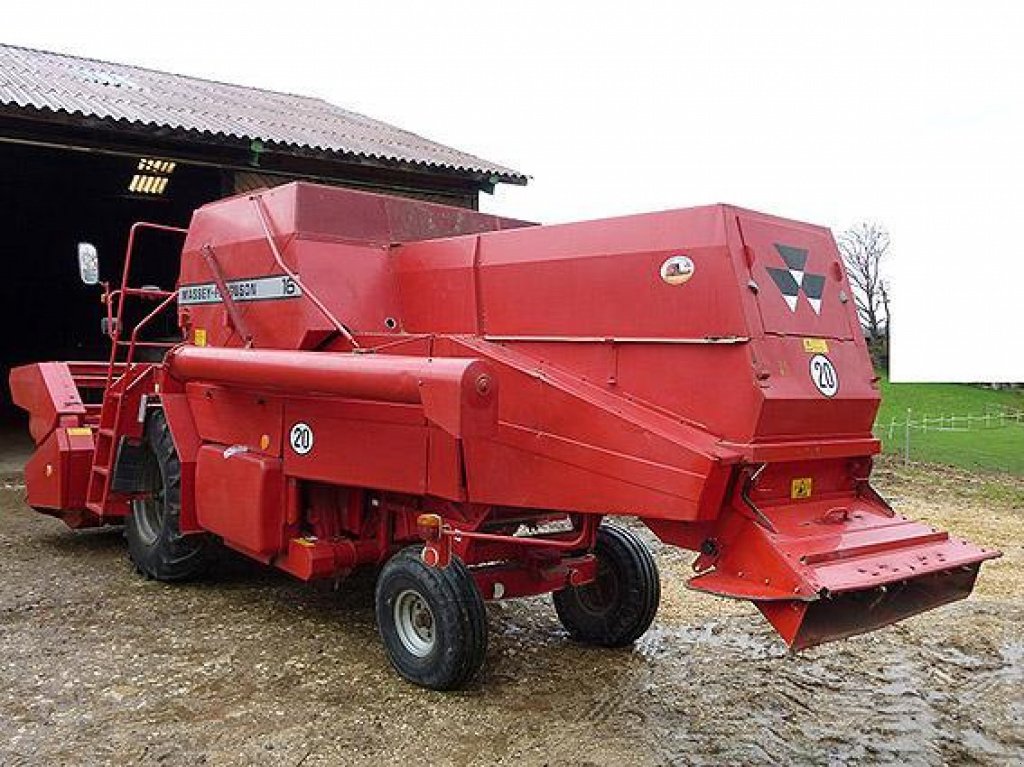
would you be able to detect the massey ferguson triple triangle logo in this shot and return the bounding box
[766,244,825,314]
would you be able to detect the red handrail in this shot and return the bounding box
[103,221,188,389]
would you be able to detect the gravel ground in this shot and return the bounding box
[1,464,1022,766]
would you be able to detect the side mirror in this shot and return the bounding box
[77,242,99,285]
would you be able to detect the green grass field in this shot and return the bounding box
[874,380,1024,475]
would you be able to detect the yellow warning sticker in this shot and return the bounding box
[802,338,829,354]
[66,427,92,437]
[194,328,207,347]
[791,477,813,499]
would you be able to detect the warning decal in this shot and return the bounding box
[802,338,829,354]
[791,477,813,499]
[178,275,301,306]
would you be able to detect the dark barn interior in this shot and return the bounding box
[0,42,524,423]
[0,142,221,406]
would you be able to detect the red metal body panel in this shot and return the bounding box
[195,445,284,560]
[167,346,497,437]
[159,390,204,533]
[737,212,856,340]
[22,427,94,523]
[9,362,87,443]
[9,181,1000,652]
[285,397,430,494]
[177,183,531,350]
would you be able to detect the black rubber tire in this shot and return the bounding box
[553,522,660,647]
[375,547,487,690]
[125,410,210,581]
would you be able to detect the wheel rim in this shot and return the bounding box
[393,589,436,657]
[575,560,621,616]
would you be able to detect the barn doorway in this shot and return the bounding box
[0,142,223,419]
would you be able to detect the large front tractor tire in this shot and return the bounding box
[126,410,210,581]
[375,547,488,690]
[553,522,660,646]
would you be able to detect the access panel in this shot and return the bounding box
[738,213,856,340]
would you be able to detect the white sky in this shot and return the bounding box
[4,1,1024,380]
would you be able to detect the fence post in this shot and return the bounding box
[904,408,912,466]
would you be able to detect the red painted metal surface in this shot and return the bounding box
[9,362,87,443]
[9,181,1001,652]
[166,346,497,438]
[195,444,284,559]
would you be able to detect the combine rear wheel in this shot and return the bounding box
[375,547,487,690]
[553,522,660,646]
[126,410,210,581]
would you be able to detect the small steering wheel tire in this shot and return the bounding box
[375,547,487,690]
[553,522,660,647]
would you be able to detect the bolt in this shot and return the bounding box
[475,374,492,396]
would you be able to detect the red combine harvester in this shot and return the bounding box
[10,183,998,689]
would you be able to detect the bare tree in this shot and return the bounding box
[838,222,890,364]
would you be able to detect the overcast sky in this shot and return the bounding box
[5,1,1023,379]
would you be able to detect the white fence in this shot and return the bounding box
[875,408,1024,465]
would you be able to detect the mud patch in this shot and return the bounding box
[0,480,1021,766]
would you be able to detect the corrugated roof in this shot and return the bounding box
[0,42,525,183]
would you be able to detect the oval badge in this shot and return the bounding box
[809,354,839,398]
[660,255,695,285]
[289,422,315,455]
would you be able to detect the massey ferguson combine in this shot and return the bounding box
[10,182,998,689]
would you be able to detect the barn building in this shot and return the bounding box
[0,42,525,413]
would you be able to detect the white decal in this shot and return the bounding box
[660,255,695,285]
[289,422,314,455]
[178,275,301,306]
[809,354,839,398]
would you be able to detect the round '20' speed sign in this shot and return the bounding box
[289,422,314,455]
[809,354,839,398]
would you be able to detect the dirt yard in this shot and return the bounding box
[1,460,1021,766]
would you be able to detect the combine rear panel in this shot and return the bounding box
[9,182,999,689]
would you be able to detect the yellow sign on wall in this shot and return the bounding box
[791,477,813,499]
[802,338,829,354]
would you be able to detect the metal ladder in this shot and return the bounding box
[85,364,156,517]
